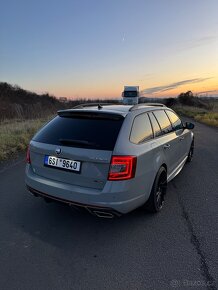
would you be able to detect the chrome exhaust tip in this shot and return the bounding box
[92,210,114,219]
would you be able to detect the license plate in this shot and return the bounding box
[44,155,81,172]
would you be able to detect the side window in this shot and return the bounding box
[153,110,173,135]
[149,112,162,138]
[165,110,183,131]
[130,113,153,144]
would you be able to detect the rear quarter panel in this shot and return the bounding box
[113,113,167,202]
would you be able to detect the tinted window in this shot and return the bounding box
[153,110,173,134]
[149,112,162,137]
[124,91,137,98]
[33,116,123,150]
[130,113,153,144]
[165,110,183,131]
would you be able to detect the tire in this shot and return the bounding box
[144,166,167,213]
[186,140,194,163]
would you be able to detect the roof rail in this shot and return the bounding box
[72,102,119,109]
[129,103,166,111]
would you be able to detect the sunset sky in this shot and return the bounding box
[1,0,218,99]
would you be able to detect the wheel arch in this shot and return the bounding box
[161,163,167,174]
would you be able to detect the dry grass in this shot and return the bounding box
[173,105,218,127]
[0,117,52,161]
[195,112,218,127]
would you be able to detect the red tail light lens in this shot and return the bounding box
[26,145,31,164]
[108,156,137,181]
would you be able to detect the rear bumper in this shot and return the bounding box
[25,164,146,214]
[27,185,121,217]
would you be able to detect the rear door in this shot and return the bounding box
[152,110,180,176]
[30,112,124,190]
[165,110,189,162]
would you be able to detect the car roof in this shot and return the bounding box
[58,103,168,117]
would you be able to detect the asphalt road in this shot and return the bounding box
[0,119,218,290]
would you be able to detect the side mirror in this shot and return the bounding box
[184,122,195,130]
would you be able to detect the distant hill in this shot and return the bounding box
[0,82,69,120]
[0,82,123,120]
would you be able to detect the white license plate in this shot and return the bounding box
[44,155,81,172]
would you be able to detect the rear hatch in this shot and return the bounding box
[30,110,124,190]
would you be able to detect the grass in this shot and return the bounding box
[195,112,218,127]
[1,101,217,162]
[173,105,218,127]
[0,117,52,161]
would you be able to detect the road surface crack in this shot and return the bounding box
[173,182,217,290]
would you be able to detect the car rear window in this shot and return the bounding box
[148,112,162,138]
[130,113,153,144]
[33,115,124,150]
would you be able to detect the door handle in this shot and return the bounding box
[163,144,171,149]
[179,136,184,141]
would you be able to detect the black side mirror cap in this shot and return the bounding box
[184,122,195,129]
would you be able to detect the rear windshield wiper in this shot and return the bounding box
[59,138,99,147]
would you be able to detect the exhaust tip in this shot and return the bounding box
[93,210,114,219]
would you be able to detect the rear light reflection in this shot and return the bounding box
[108,156,137,181]
[26,145,31,164]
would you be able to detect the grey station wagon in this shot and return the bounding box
[25,103,194,218]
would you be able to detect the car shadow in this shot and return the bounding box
[12,192,159,252]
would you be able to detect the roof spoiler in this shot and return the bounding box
[72,102,120,109]
[57,110,124,120]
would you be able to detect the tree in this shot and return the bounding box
[178,91,195,105]
[165,97,177,107]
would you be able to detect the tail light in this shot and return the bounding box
[108,156,137,181]
[26,145,31,164]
